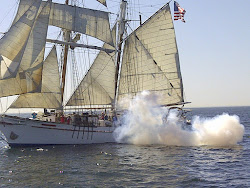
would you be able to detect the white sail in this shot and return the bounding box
[96,0,107,7]
[0,0,41,79]
[19,0,52,93]
[118,4,184,106]
[10,46,62,109]
[66,25,117,106]
[0,1,51,97]
[14,0,114,46]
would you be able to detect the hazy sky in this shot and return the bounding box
[0,0,249,108]
[175,0,250,107]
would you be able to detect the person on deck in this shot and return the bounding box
[67,116,71,125]
[32,112,37,119]
[60,115,65,123]
[104,114,108,120]
[101,112,104,120]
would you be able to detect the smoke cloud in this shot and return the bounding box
[114,91,245,146]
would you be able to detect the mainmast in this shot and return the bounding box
[61,0,71,107]
[114,0,127,108]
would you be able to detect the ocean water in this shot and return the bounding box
[0,106,250,187]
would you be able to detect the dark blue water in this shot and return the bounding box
[0,107,249,187]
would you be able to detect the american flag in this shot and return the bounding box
[174,1,186,23]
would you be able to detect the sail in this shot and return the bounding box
[0,0,42,79]
[96,0,107,7]
[0,1,51,97]
[10,46,62,109]
[19,0,52,92]
[118,4,184,106]
[66,25,117,106]
[14,0,114,46]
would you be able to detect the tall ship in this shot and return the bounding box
[0,0,188,146]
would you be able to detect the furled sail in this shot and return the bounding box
[14,0,114,46]
[96,0,107,7]
[66,25,117,106]
[10,46,62,109]
[0,0,42,80]
[0,0,51,97]
[118,4,184,106]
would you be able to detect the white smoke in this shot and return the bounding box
[114,91,245,146]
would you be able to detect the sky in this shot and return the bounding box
[0,0,249,108]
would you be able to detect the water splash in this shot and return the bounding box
[114,91,245,146]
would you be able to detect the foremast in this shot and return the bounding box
[61,0,70,108]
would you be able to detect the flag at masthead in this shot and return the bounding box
[174,1,186,23]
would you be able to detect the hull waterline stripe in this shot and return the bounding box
[31,126,113,133]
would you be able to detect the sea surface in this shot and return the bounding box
[0,106,250,187]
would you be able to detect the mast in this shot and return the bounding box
[114,0,127,108]
[61,0,71,107]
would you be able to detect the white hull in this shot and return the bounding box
[0,115,116,146]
